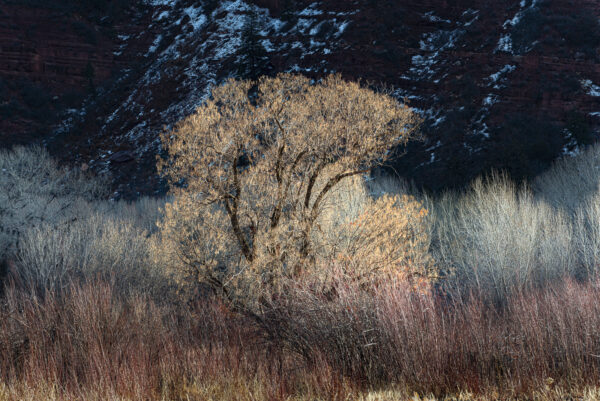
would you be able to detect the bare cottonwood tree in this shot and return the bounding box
[159,74,426,309]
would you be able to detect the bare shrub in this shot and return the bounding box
[0,145,173,298]
[429,173,574,302]
[258,270,600,395]
[573,192,600,280]
[92,196,168,233]
[0,280,347,401]
[14,213,174,299]
[158,73,426,310]
[0,281,194,400]
[4,260,600,398]
[0,146,105,261]
[365,172,415,199]
[533,143,600,213]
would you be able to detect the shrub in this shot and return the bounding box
[573,193,600,280]
[158,73,426,312]
[0,281,187,400]
[552,147,600,279]
[533,142,600,213]
[0,146,175,300]
[6,131,600,399]
[430,173,574,304]
[15,212,173,299]
[258,272,600,393]
[0,146,105,262]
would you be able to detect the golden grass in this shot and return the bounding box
[4,380,600,401]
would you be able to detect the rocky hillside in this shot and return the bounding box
[1,0,599,198]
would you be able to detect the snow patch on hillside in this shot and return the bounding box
[145,0,176,5]
[488,64,516,89]
[503,0,539,27]
[299,3,323,16]
[496,0,540,54]
[420,29,463,52]
[489,65,516,82]
[148,34,162,53]
[582,80,600,97]
[411,26,464,80]
[91,0,356,159]
[56,0,362,175]
[482,94,499,106]
[462,9,479,26]
[424,11,451,24]
[184,6,206,31]
[496,35,513,53]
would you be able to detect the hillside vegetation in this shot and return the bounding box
[2,75,600,400]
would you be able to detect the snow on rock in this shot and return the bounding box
[487,64,516,89]
[496,0,540,54]
[496,35,513,53]
[419,29,463,52]
[144,0,176,6]
[489,65,516,83]
[410,54,439,79]
[562,128,581,157]
[148,34,163,53]
[426,140,443,152]
[53,0,361,182]
[157,10,170,20]
[482,94,498,106]
[582,80,600,97]
[503,0,539,28]
[473,122,490,139]
[423,11,451,24]
[261,38,275,52]
[410,27,463,80]
[309,20,326,36]
[431,116,446,127]
[336,20,351,37]
[407,8,484,84]
[461,9,479,26]
[91,0,355,160]
[184,6,206,31]
[299,3,324,16]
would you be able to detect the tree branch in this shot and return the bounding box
[225,154,254,263]
[311,168,371,222]
[299,168,371,259]
[270,143,286,228]
[303,160,326,210]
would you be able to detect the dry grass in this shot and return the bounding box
[5,383,600,401]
